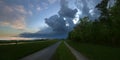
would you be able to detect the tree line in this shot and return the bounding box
[68,0,120,47]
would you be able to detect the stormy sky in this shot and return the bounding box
[0,0,115,40]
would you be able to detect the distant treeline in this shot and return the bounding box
[0,39,48,44]
[68,0,120,47]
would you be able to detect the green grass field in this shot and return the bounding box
[51,41,76,60]
[0,40,58,60]
[67,40,120,60]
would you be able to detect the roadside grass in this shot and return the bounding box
[67,40,120,60]
[51,41,76,60]
[0,40,58,60]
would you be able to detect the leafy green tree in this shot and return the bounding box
[109,0,120,46]
[96,0,110,23]
[68,0,120,47]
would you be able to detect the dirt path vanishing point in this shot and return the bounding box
[20,41,61,60]
[64,41,88,60]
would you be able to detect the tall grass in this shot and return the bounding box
[67,41,120,60]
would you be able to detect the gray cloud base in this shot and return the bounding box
[20,0,77,39]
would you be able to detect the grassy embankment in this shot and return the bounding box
[51,41,76,60]
[0,40,58,60]
[67,40,120,60]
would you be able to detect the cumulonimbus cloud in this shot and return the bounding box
[20,0,78,39]
[45,0,77,33]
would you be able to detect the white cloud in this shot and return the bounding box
[4,6,14,13]
[48,0,57,4]
[0,1,28,30]
[0,16,26,30]
[30,4,34,8]
[75,0,101,19]
[42,2,49,9]
[36,6,41,11]
[11,17,26,30]
[14,5,27,15]
[28,10,33,16]
[0,21,10,26]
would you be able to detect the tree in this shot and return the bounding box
[96,0,110,23]
[68,0,120,47]
[109,0,120,46]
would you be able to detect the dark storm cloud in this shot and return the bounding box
[59,0,77,18]
[45,0,77,32]
[20,27,68,39]
[59,7,77,18]
[20,32,67,39]
[20,0,77,39]
[45,15,67,32]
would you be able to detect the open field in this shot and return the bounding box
[51,41,76,60]
[67,40,120,60]
[0,40,58,60]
